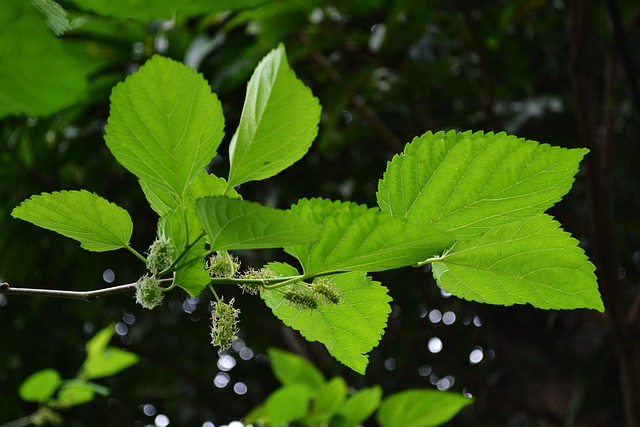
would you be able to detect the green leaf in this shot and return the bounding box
[31,0,71,35]
[227,43,321,188]
[0,1,87,117]
[81,325,139,380]
[105,55,224,202]
[332,386,382,427]
[377,389,473,427]
[143,170,235,217]
[377,130,589,237]
[195,196,322,251]
[19,369,62,403]
[264,384,315,425]
[262,263,392,374]
[56,381,100,408]
[309,377,348,423]
[431,214,604,311]
[285,199,453,275]
[71,0,270,22]
[268,348,325,389]
[80,347,139,380]
[11,190,133,252]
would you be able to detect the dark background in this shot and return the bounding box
[1,1,639,426]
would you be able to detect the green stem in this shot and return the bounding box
[208,284,221,303]
[126,244,148,264]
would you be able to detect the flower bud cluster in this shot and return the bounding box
[206,251,241,278]
[146,235,174,276]
[135,275,164,310]
[210,298,240,350]
[282,279,343,311]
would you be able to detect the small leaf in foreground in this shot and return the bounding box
[195,196,321,251]
[332,386,382,427]
[19,369,61,403]
[377,389,473,427]
[11,190,133,252]
[286,198,453,275]
[227,43,321,188]
[262,263,392,374]
[431,214,604,311]
[268,347,325,389]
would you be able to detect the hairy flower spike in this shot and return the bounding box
[135,275,164,310]
[206,251,240,278]
[146,235,174,275]
[210,298,240,350]
[312,279,343,305]
[283,285,320,310]
[238,267,279,295]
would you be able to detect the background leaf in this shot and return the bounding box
[105,55,224,202]
[18,369,61,403]
[286,198,453,275]
[0,1,87,117]
[377,389,473,427]
[431,214,604,311]
[195,196,321,251]
[332,386,382,427]
[261,263,392,374]
[80,325,139,380]
[226,43,321,188]
[267,347,325,389]
[11,190,133,252]
[377,131,589,237]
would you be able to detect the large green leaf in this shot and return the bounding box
[377,130,588,237]
[105,55,224,202]
[431,214,604,311]
[0,1,87,117]
[262,263,392,374]
[11,190,133,252]
[377,389,473,427]
[195,196,321,251]
[285,199,453,275]
[227,44,321,188]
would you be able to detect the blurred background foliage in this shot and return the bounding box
[1,0,639,425]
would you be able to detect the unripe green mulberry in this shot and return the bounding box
[312,279,343,305]
[283,285,320,310]
[210,298,240,350]
[135,275,164,310]
[146,236,174,275]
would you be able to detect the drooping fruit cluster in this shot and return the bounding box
[206,251,241,278]
[135,275,164,309]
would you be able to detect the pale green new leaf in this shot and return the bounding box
[377,389,473,427]
[268,348,325,389]
[285,199,453,276]
[105,55,224,201]
[80,324,139,379]
[195,196,321,251]
[377,130,589,237]
[19,369,62,403]
[262,263,392,374]
[11,190,133,252]
[227,44,321,188]
[431,214,604,311]
[333,386,382,427]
